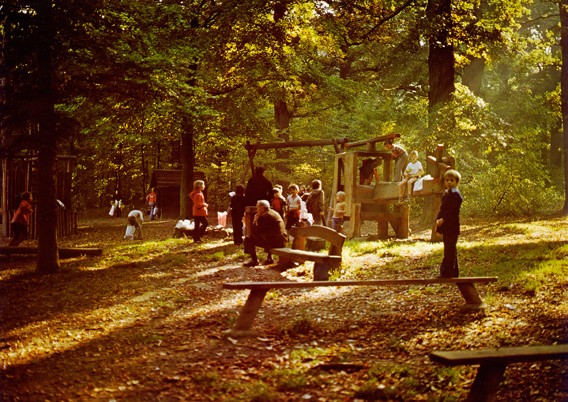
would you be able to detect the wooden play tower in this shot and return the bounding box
[242,135,455,240]
[331,134,455,239]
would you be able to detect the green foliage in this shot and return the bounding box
[3,0,564,217]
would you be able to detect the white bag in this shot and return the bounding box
[109,205,115,216]
[124,225,136,240]
[217,211,227,228]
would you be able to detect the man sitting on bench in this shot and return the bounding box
[243,200,288,267]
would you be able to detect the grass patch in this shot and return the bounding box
[262,367,308,391]
[210,251,225,261]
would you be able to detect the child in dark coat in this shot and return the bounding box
[435,170,463,278]
[230,184,247,245]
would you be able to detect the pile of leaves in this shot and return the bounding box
[0,211,567,401]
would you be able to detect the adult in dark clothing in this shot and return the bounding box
[230,184,247,245]
[243,200,288,267]
[435,170,463,278]
[245,166,273,206]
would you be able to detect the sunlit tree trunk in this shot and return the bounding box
[35,0,60,274]
[560,0,568,213]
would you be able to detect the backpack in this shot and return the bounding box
[306,192,319,214]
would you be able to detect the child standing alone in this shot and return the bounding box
[190,180,208,243]
[329,191,346,231]
[435,170,463,278]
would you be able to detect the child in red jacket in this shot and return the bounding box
[9,192,33,246]
[190,180,208,243]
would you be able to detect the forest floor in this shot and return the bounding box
[0,211,567,401]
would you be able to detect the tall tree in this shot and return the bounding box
[35,0,60,273]
[560,0,568,212]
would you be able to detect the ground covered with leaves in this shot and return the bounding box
[1,211,567,401]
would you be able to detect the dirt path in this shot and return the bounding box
[0,214,566,401]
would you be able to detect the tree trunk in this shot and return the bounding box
[274,98,291,173]
[35,0,60,274]
[560,0,568,213]
[550,118,562,168]
[461,1,484,96]
[423,0,455,227]
[427,0,455,115]
[462,57,485,95]
[180,117,195,220]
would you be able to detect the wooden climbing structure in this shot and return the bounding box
[242,136,456,241]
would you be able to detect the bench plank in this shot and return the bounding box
[223,277,497,290]
[270,248,342,264]
[289,225,345,248]
[223,277,497,336]
[431,345,568,402]
[431,344,568,366]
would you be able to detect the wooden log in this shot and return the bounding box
[245,138,348,150]
[0,247,103,258]
[343,133,401,149]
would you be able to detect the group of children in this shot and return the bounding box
[6,142,463,278]
[229,179,348,245]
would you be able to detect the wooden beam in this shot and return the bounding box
[344,133,401,149]
[244,138,349,151]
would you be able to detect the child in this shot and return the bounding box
[230,184,247,245]
[189,180,208,243]
[146,187,157,220]
[285,184,302,232]
[384,140,408,182]
[8,192,33,246]
[435,170,463,278]
[126,209,144,240]
[271,185,286,218]
[329,191,346,231]
[306,180,325,225]
[359,158,381,185]
[396,150,424,205]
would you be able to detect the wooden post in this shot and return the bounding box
[430,193,443,242]
[377,205,389,238]
[395,204,409,239]
[465,363,507,402]
[457,283,487,311]
[352,203,362,238]
[244,206,256,236]
[231,289,269,334]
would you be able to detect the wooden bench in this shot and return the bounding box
[270,225,346,280]
[430,344,568,402]
[222,277,497,336]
